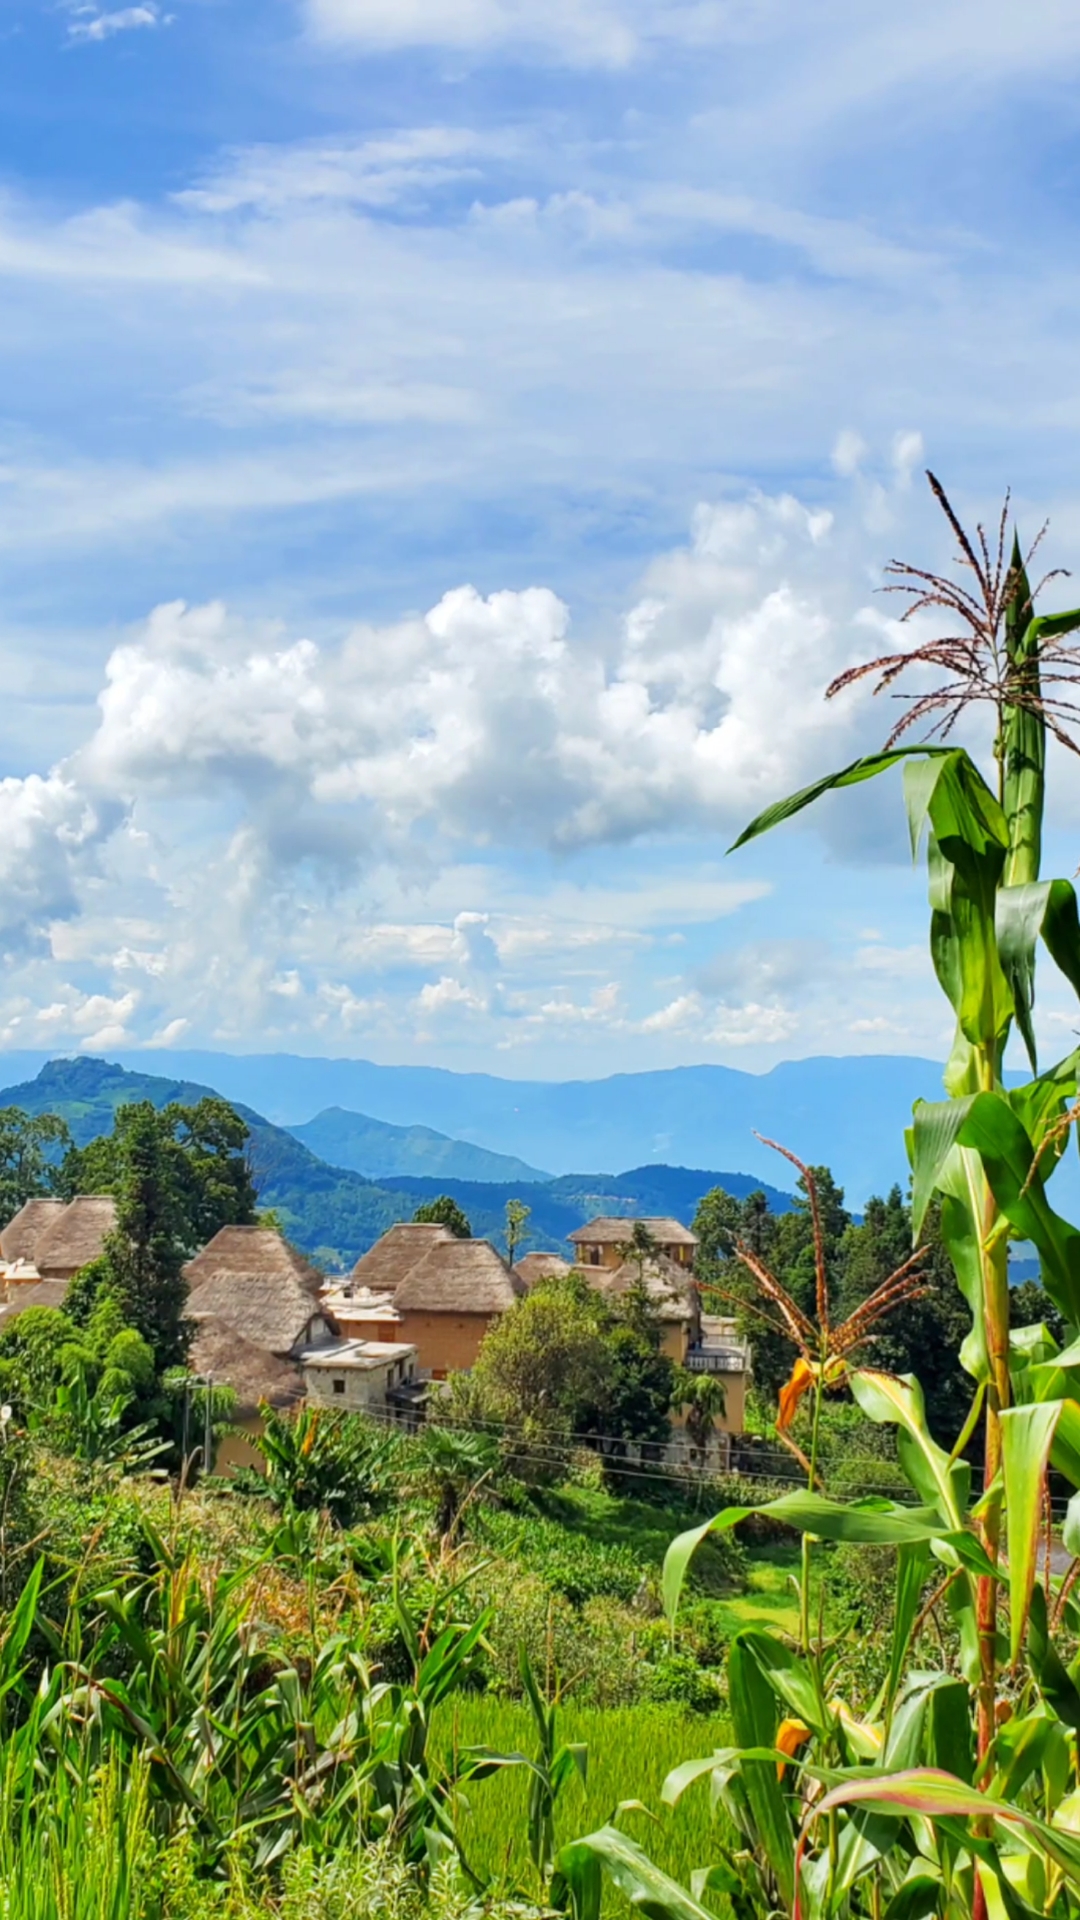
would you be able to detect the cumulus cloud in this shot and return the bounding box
[0,476,996,1062]
[73,487,876,878]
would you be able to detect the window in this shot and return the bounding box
[332,1377,345,1395]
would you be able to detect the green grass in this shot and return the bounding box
[535,1484,719,1566]
[707,1540,803,1638]
[435,1696,733,1905]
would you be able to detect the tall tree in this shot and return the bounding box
[0,1109,71,1224]
[98,1103,191,1369]
[59,1096,256,1253]
[505,1197,530,1264]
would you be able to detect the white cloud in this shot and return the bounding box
[67,4,168,42]
[304,0,639,63]
[66,486,882,873]
[177,130,494,216]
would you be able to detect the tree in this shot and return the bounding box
[59,1097,256,1252]
[464,1270,676,1471]
[617,1219,660,1281]
[0,1109,71,1224]
[674,1371,727,1467]
[96,1103,191,1369]
[505,1197,531,1264]
[412,1195,471,1238]
[414,1425,499,1539]
[467,1273,608,1463]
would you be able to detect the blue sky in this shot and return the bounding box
[1,0,1080,1076]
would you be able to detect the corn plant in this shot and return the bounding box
[462,1645,588,1888]
[556,478,1080,1917]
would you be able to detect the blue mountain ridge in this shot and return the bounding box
[0,1057,793,1269]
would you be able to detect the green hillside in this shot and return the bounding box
[287,1105,549,1182]
[0,1058,793,1269]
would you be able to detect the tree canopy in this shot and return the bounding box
[0,1108,71,1222]
[412,1195,471,1238]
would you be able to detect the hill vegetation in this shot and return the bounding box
[0,1057,792,1267]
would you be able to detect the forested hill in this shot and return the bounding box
[0,1057,793,1269]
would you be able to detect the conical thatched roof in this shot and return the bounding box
[184,1226,329,1358]
[188,1314,304,1417]
[514,1251,572,1288]
[35,1196,117,1278]
[394,1237,526,1314]
[0,1198,67,1267]
[348,1222,454,1293]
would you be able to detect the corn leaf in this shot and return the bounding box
[849,1371,966,1525]
[554,1825,715,1920]
[1000,1401,1063,1663]
[910,1098,975,1238]
[958,1093,1080,1322]
[794,1766,1080,1913]
[884,1542,932,1713]
[664,1493,956,1623]
[727,1633,795,1910]
[1027,1584,1080,1732]
[729,746,955,852]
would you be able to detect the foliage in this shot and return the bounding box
[557,478,1080,1919]
[255,1403,405,1524]
[413,1195,472,1238]
[413,1424,500,1540]
[61,1095,257,1253]
[504,1198,530,1265]
[0,1106,71,1222]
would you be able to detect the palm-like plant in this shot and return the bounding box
[414,1424,498,1541]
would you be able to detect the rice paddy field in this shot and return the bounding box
[435,1698,734,1900]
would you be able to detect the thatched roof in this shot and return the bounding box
[0,1279,71,1324]
[349,1222,453,1293]
[589,1253,696,1323]
[188,1314,304,1416]
[185,1225,324,1297]
[35,1196,118,1277]
[515,1251,572,1288]
[0,1198,66,1267]
[394,1237,526,1314]
[568,1216,698,1248]
[185,1227,329,1358]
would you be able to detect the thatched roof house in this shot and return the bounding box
[184,1226,332,1360]
[34,1196,117,1281]
[348,1222,454,1292]
[590,1251,697,1321]
[394,1237,526,1315]
[568,1216,697,1250]
[188,1314,305,1417]
[0,1198,67,1269]
[512,1251,572,1288]
[341,1224,526,1378]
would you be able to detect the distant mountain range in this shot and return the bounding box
[0,1057,793,1270]
[287,1107,550,1183]
[99,1047,941,1203]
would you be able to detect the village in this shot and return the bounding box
[0,1194,751,1472]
